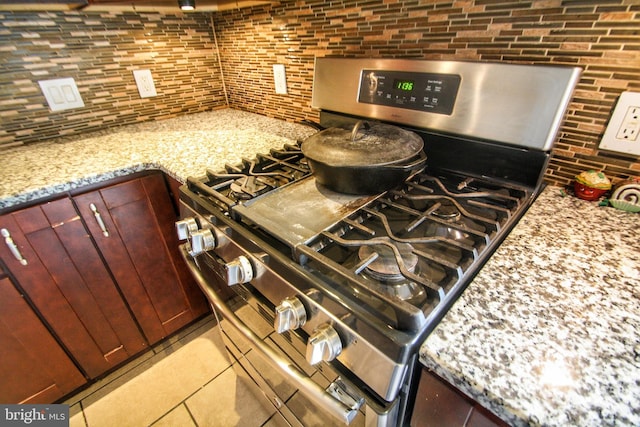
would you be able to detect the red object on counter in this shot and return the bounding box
[574,181,608,201]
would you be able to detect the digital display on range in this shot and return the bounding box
[394,79,415,91]
[359,70,461,115]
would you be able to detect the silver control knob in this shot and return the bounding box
[274,297,307,333]
[190,229,216,255]
[306,324,342,365]
[175,217,199,241]
[225,255,253,286]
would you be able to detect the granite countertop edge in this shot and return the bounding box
[0,163,158,210]
[0,109,316,210]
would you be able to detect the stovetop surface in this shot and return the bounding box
[294,169,531,331]
[185,139,533,333]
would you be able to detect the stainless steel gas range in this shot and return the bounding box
[176,58,581,426]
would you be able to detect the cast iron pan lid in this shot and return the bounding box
[302,121,424,167]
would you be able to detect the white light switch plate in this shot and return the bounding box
[38,78,85,111]
[133,69,157,98]
[599,91,640,156]
[273,64,287,95]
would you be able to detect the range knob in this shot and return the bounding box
[306,324,342,365]
[365,71,378,94]
[190,229,216,255]
[225,255,253,286]
[175,217,199,241]
[274,297,307,333]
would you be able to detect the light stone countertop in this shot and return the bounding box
[2,108,638,426]
[419,186,639,426]
[0,109,316,210]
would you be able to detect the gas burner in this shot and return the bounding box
[431,201,461,221]
[357,243,428,305]
[229,176,278,199]
[426,200,485,243]
[358,243,418,282]
[368,280,427,305]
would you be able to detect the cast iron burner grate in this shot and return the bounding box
[186,143,310,214]
[294,172,530,332]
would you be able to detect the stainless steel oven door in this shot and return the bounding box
[179,245,404,426]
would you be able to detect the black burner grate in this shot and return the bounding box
[186,144,311,213]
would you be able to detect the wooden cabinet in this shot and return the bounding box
[0,198,148,380]
[0,275,86,403]
[0,171,208,403]
[73,173,208,344]
[410,368,507,427]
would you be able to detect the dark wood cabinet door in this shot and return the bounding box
[74,173,207,344]
[0,198,148,379]
[0,276,87,403]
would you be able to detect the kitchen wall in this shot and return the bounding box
[213,0,640,187]
[0,11,226,148]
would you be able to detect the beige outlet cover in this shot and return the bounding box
[133,69,157,98]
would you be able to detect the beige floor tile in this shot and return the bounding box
[261,413,289,427]
[65,317,216,409]
[186,365,275,427]
[64,350,156,407]
[151,404,196,427]
[69,403,87,427]
[82,326,230,427]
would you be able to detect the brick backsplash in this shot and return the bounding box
[214,0,640,187]
[0,11,226,148]
[1,1,639,188]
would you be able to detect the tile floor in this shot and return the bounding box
[65,315,283,427]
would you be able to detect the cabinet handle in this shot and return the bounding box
[89,203,109,237]
[1,228,28,265]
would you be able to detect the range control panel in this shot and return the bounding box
[357,70,461,115]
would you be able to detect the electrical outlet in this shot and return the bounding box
[273,64,287,95]
[615,106,639,141]
[133,69,157,98]
[599,91,640,156]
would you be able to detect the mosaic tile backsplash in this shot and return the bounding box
[0,11,226,147]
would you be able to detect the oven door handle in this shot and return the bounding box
[179,245,363,425]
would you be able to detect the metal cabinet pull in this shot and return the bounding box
[1,228,27,265]
[89,203,109,237]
